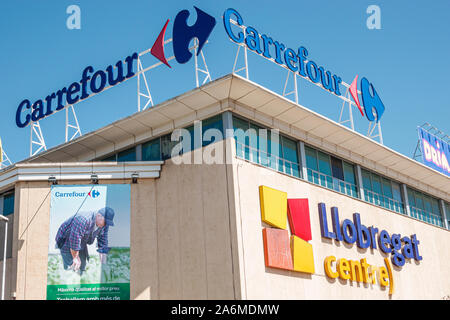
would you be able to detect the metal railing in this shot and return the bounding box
[306,168,358,199]
[363,189,405,214]
[235,142,301,178]
[409,205,444,228]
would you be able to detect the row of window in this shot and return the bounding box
[233,117,300,178]
[407,188,444,227]
[100,115,224,162]
[231,115,448,229]
[97,112,449,230]
[361,169,404,214]
[304,146,358,199]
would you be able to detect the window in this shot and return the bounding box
[101,154,117,162]
[201,115,223,147]
[407,187,444,228]
[3,193,14,216]
[304,146,358,198]
[361,169,405,214]
[161,134,178,160]
[142,138,161,161]
[0,191,14,260]
[446,202,450,230]
[117,147,136,162]
[142,115,226,162]
[233,116,300,178]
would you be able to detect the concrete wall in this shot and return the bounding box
[153,158,236,299]
[231,158,450,300]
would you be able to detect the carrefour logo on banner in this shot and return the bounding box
[54,189,100,198]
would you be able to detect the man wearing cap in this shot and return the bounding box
[55,207,115,274]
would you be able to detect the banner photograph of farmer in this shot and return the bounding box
[55,207,115,275]
[46,184,130,300]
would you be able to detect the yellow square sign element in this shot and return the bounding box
[291,235,315,274]
[259,186,287,230]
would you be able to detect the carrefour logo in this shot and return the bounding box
[88,189,100,198]
[259,186,315,274]
[54,189,100,198]
[151,6,216,67]
[15,6,216,128]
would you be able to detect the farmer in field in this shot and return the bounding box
[55,207,115,275]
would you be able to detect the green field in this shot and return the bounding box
[47,247,130,285]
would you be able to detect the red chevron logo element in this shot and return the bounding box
[349,75,364,117]
[151,19,171,68]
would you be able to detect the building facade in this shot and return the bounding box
[0,74,448,299]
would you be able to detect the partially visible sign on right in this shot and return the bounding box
[418,127,450,177]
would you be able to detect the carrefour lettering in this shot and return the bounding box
[15,53,138,128]
[318,203,423,268]
[54,191,86,198]
[223,8,342,96]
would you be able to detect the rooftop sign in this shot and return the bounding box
[223,8,386,123]
[418,127,450,177]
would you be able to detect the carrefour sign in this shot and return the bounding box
[15,6,386,128]
[418,127,450,177]
[223,8,386,123]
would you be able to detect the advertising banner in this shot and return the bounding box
[46,184,131,300]
[418,127,450,177]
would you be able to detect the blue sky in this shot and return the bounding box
[0,0,449,163]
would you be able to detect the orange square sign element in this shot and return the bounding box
[259,185,287,230]
[291,235,315,274]
[263,228,293,271]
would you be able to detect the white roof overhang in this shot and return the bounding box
[11,74,449,201]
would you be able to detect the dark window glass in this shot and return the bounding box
[249,123,262,164]
[317,152,331,176]
[142,138,161,161]
[362,169,372,191]
[281,136,299,178]
[414,192,424,210]
[117,147,136,162]
[161,134,179,160]
[233,117,250,160]
[392,182,402,203]
[407,188,416,207]
[101,154,116,162]
[3,193,14,216]
[423,196,432,213]
[343,162,356,185]
[431,198,440,215]
[382,178,393,199]
[305,146,318,171]
[371,174,382,195]
[183,125,195,154]
[330,156,344,181]
[202,115,223,147]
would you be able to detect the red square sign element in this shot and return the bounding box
[287,199,312,241]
